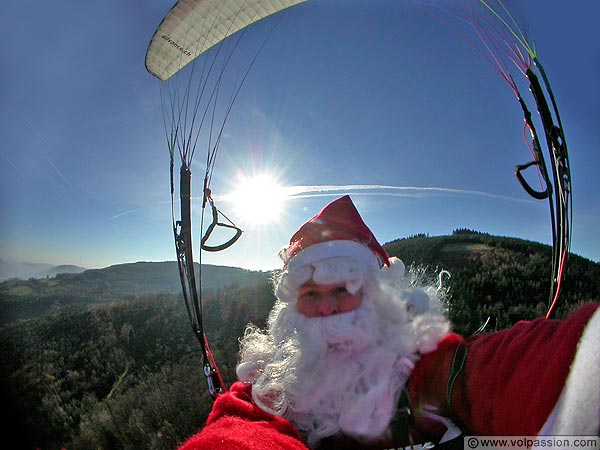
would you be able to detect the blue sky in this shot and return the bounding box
[2,0,599,272]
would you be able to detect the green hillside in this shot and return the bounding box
[385,230,600,332]
[0,262,270,324]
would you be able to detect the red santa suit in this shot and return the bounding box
[178,303,600,450]
[408,302,600,443]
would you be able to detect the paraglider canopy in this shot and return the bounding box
[146,0,307,81]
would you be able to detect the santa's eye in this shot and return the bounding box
[299,290,318,299]
[333,287,348,296]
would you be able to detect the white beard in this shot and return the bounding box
[236,258,450,448]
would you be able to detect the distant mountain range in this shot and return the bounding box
[0,261,271,323]
[0,259,87,282]
[1,231,599,325]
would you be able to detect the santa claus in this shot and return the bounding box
[179,195,600,450]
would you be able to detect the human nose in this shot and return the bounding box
[317,296,339,317]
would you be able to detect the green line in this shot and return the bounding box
[479,0,537,59]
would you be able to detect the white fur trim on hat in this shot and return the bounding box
[285,240,380,271]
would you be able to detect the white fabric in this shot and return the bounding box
[286,240,380,271]
[536,307,600,438]
[146,0,307,80]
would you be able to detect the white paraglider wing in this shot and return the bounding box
[146,0,307,81]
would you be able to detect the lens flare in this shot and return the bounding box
[226,172,288,228]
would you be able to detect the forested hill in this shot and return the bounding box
[0,262,270,324]
[384,230,600,330]
[1,231,599,450]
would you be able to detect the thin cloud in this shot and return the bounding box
[110,209,136,220]
[21,112,76,192]
[46,156,75,191]
[1,150,23,178]
[279,184,532,203]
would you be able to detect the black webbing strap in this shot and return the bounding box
[389,387,414,446]
[515,66,571,316]
[200,194,243,252]
[173,163,226,399]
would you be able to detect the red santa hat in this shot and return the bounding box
[281,195,390,270]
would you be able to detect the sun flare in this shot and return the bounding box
[225,172,289,228]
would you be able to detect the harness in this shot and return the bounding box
[388,344,470,450]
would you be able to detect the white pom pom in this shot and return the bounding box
[386,257,406,279]
[408,288,430,314]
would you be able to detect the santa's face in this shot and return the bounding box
[238,257,450,448]
[246,282,403,448]
[296,281,362,318]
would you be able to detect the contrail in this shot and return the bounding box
[0,150,23,178]
[219,184,531,204]
[46,156,75,191]
[20,111,76,191]
[110,209,136,220]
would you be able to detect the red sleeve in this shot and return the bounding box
[178,382,309,450]
[407,333,467,443]
[457,303,600,435]
[408,304,600,441]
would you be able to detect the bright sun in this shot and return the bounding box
[225,172,289,228]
